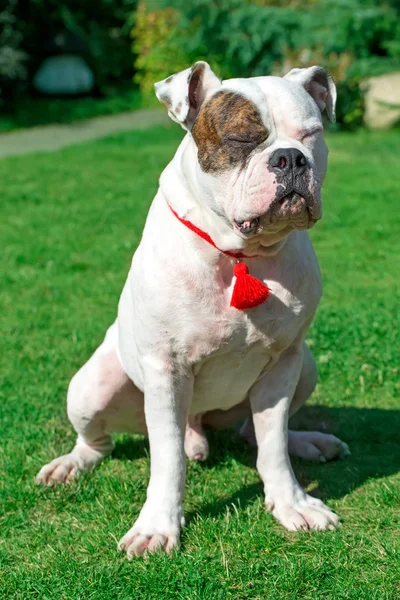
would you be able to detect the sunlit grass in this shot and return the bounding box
[0,127,399,599]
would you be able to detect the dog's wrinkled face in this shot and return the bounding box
[155,62,336,240]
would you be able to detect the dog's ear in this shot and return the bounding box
[284,66,337,122]
[154,61,222,130]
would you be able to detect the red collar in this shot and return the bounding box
[168,205,258,259]
[168,203,270,310]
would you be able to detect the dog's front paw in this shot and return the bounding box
[118,503,184,558]
[266,486,339,531]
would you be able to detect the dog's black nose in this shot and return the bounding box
[269,148,307,176]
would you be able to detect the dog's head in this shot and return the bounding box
[155,62,336,240]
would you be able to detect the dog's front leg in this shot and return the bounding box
[251,347,339,531]
[118,360,193,558]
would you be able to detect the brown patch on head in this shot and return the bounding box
[191,91,268,173]
[175,101,182,115]
[165,76,173,84]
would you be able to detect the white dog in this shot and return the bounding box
[37,62,350,557]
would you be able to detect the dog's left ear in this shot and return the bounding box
[284,66,337,122]
[154,61,222,130]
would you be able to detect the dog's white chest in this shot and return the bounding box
[189,277,308,414]
[117,197,321,415]
[191,343,271,414]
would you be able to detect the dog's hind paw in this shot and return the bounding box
[36,439,112,485]
[288,430,350,463]
[267,486,340,531]
[36,453,82,485]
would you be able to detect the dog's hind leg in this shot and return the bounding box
[239,344,350,462]
[288,343,350,462]
[184,414,209,461]
[36,322,146,485]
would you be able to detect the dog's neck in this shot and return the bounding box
[159,135,291,258]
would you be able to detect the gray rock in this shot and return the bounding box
[364,72,400,129]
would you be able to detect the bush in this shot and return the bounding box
[0,0,138,107]
[0,1,28,108]
[132,3,188,95]
[132,0,400,129]
[24,0,139,95]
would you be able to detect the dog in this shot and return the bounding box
[37,61,350,557]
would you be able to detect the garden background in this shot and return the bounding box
[2,0,400,130]
[1,1,400,598]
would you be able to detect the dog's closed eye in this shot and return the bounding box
[222,135,263,146]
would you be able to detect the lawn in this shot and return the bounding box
[1,125,399,599]
[0,88,146,132]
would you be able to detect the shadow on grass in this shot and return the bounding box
[185,482,264,526]
[290,405,400,502]
[112,435,149,462]
[112,405,400,522]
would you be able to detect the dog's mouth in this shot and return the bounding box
[233,217,260,235]
[233,191,320,236]
[271,189,321,228]
[233,187,321,236]
[276,190,308,214]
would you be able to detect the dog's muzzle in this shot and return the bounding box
[233,217,260,234]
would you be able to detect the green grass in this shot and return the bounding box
[1,126,399,599]
[0,88,147,132]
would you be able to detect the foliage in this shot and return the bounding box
[1,126,400,596]
[25,0,138,94]
[0,0,138,108]
[0,1,28,108]
[132,0,400,128]
[132,3,188,95]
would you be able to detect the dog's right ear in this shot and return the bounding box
[154,61,222,131]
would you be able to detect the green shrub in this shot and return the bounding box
[132,3,189,96]
[2,0,138,103]
[29,0,139,93]
[0,1,28,108]
[132,0,400,129]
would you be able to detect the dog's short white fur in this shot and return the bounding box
[37,62,349,557]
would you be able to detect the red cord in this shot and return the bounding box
[168,204,270,309]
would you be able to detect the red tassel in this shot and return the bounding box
[230,262,270,310]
